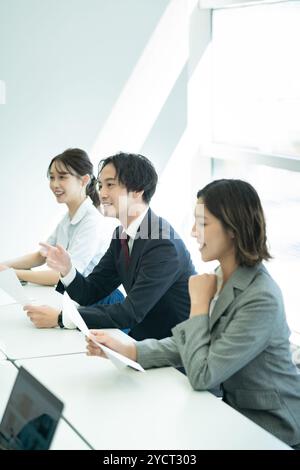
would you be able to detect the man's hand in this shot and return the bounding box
[86,330,137,361]
[39,243,72,277]
[23,304,60,328]
[189,273,217,317]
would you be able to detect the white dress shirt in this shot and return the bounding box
[123,206,149,254]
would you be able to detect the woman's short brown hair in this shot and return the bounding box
[197,179,271,267]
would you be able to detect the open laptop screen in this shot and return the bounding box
[0,366,64,450]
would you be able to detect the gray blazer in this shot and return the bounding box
[137,263,300,446]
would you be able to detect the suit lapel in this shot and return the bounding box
[116,226,128,279]
[129,209,155,266]
[121,209,155,287]
[209,264,263,330]
[127,238,143,277]
[209,283,235,330]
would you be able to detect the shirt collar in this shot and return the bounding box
[70,198,93,225]
[215,265,223,297]
[124,207,149,241]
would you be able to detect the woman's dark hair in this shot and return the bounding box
[47,148,100,207]
[98,152,158,204]
[197,179,271,267]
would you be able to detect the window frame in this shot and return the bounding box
[200,0,300,175]
[197,0,300,340]
[199,0,292,10]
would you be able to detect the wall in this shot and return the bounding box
[0,0,173,258]
[0,0,212,271]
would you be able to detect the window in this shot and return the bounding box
[212,1,300,158]
[212,159,300,334]
[210,1,300,335]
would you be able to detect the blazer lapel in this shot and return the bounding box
[209,283,235,330]
[209,264,263,330]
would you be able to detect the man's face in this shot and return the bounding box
[97,163,129,220]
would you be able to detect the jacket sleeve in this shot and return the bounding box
[75,239,183,329]
[172,288,280,391]
[136,336,182,369]
[65,241,121,305]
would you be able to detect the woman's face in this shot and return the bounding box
[191,198,235,263]
[49,162,85,205]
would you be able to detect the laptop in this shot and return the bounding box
[0,367,64,450]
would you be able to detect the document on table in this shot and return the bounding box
[62,292,144,372]
[0,268,30,306]
[0,288,15,306]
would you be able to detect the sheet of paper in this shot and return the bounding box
[0,287,16,306]
[0,268,30,306]
[0,348,6,360]
[62,292,144,372]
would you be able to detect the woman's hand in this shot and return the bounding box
[86,330,137,362]
[23,304,60,328]
[39,243,72,277]
[0,264,9,272]
[189,273,217,317]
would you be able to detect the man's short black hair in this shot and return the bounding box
[98,152,158,204]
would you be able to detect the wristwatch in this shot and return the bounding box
[57,311,64,329]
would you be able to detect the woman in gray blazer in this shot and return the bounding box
[87,179,300,448]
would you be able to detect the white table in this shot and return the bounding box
[17,353,290,450]
[0,301,86,360]
[0,283,130,360]
[0,350,6,360]
[0,283,86,360]
[0,361,91,449]
[0,283,63,309]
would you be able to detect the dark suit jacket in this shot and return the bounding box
[57,209,196,340]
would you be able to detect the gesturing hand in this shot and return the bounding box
[39,243,72,277]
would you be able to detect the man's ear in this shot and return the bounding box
[133,189,144,200]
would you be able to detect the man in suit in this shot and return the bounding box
[25,153,195,340]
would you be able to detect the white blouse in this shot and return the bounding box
[46,198,118,277]
[209,266,223,317]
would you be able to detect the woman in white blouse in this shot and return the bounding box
[0,148,118,286]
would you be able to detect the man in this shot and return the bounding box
[25,153,195,340]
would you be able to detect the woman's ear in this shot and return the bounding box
[228,230,235,239]
[81,174,90,187]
